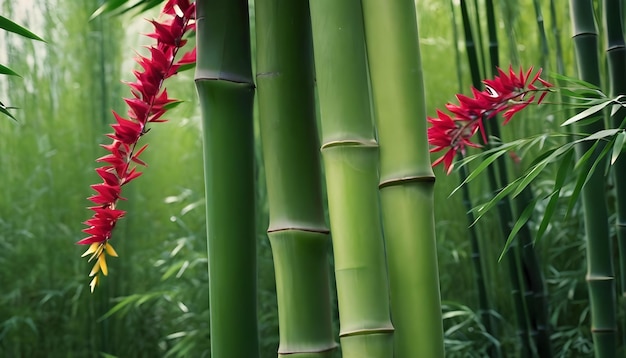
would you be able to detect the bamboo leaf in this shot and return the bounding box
[512,161,548,198]
[576,128,621,142]
[0,64,21,77]
[472,175,525,223]
[566,142,601,218]
[90,0,163,20]
[536,149,574,241]
[0,15,44,41]
[550,72,601,90]
[611,131,626,165]
[611,103,622,117]
[561,100,613,126]
[499,197,537,262]
[90,0,130,20]
[0,101,17,121]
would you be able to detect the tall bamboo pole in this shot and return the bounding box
[195,0,259,357]
[254,0,337,356]
[309,1,394,357]
[570,1,617,356]
[360,0,444,356]
[603,0,626,347]
[604,0,626,296]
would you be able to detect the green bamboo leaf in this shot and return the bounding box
[90,0,129,20]
[512,161,548,198]
[90,0,163,20]
[611,131,626,165]
[550,72,601,90]
[566,138,614,218]
[451,149,510,197]
[611,103,622,117]
[0,64,21,77]
[561,100,613,126]
[0,15,44,41]
[558,87,606,100]
[0,101,17,121]
[536,149,574,241]
[499,197,537,262]
[472,175,525,223]
[573,141,598,171]
[575,128,621,143]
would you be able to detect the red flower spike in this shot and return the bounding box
[427,66,552,174]
[79,0,196,292]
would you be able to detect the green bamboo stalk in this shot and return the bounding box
[194,1,259,357]
[604,0,626,297]
[516,186,552,358]
[254,0,337,356]
[459,1,533,355]
[549,0,566,75]
[309,1,394,357]
[458,156,501,358]
[360,0,444,356]
[603,0,626,348]
[570,1,617,356]
[532,0,550,69]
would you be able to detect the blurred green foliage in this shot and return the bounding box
[0,0,611,356]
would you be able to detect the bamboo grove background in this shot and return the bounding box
[1,0,624,356]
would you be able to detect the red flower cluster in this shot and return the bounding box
[428,66,552,174]
[79,0,196,292]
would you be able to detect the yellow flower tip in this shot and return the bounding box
[89,275,98,293]
[105,242,119,257]
[89,259,101,277]
[98,254,108,276]
[81,243,99,258]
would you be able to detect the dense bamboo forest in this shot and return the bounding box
[1,0,625,357]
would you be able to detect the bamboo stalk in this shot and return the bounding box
[570,1,617,356]
[195,1,259,356]
[603,0,626,348]
[360,0,444,356]
[309,1,394,356]
[254,0,337,356]
[604,0,626,297]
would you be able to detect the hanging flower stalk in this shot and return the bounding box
[428,66,552,174]
[78,0,196,292]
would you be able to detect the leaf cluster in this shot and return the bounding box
[455,74,626,259]
[0,15,44,121]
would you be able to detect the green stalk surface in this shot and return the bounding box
[570,1,617,356]
[603,0,626,348]
[254,0,336,356]
[195,1,259,357]
[360,0,444,356]
[309,1,394,356]
[604,0,626,297]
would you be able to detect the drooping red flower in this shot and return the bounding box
[428,66,552,174]
[79,0,196,292]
